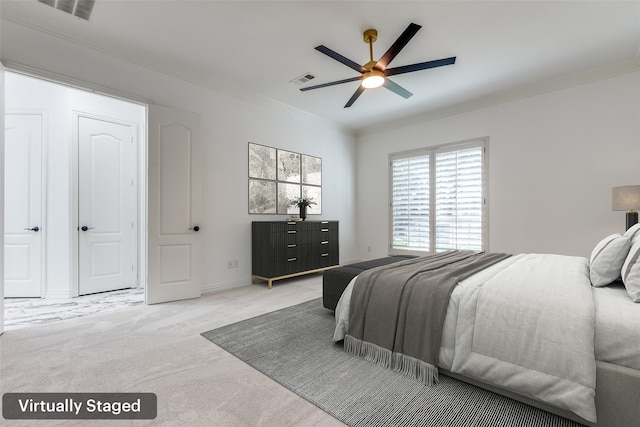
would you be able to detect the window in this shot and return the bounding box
[390,139,486,255]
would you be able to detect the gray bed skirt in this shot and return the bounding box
[441,361,640,426]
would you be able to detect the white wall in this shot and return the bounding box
[5,72,145,297]
[1,22,358,292]
[356,71,640,259]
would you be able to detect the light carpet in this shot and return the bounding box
[202,298,584,427]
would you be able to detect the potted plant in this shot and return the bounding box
[290,197,316,221]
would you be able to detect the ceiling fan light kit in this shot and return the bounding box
[301,23,457,108]
[362,70,385,88]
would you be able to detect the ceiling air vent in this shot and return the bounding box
[38,0,96,21]
[289,73,316,86]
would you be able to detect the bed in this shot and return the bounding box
[332,225,640,426]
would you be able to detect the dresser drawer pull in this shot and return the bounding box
[287,230,297,234]
[287,222,297,225]
[287,257,297,262]
[287,244,297,248]
[321,241,329,245]
[321,228,329,232]
[321,253,329,257]
[321,221,329,224]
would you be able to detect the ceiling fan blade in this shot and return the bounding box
[315,45,367,73]
[383,78,413,99]
[376,23,422,70]
[344,86,366,108]
[299,76,362,92]
[385,57,456,77]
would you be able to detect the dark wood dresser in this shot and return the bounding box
[251,220,339,288]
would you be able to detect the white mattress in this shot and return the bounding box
[593,283,640,370]
[336,265,640,373]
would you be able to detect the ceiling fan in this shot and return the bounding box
[300,23,456,108]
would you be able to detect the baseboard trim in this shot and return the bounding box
[43,289,75,299]
[201,280,247,294]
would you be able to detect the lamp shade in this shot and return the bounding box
[612,185,640,211]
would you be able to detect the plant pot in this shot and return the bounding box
[299,205,307,221]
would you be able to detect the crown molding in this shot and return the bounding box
[357,58,640,138]
[2,60,151,106]
[1,2,355,137]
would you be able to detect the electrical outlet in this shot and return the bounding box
[227,259,239,269]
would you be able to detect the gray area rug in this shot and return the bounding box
[202,298,583,427]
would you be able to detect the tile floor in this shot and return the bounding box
[3,288,145,330]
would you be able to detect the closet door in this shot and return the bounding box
[4,113,44,297]
[77,114,137,295]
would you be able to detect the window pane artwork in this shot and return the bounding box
[302,155,322,185]
[277,150,301,183]
[248,143,276,180]
[248,179,277,214]
[277,182,301,214]
[303,185,322,215]
[248,143,322,215]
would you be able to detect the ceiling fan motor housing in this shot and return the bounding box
[363,29,378,44]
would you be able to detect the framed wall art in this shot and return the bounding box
[248,179,277,214]
[249,143,276,180]
[248,142,322,215]
[277,150,301,183]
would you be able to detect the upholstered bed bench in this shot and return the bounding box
[322,255,416,310]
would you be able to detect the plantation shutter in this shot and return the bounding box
[435,144,484,252]
[390,153,430,252]
[389,139,486,255]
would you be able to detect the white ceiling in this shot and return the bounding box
[2,1,640,133]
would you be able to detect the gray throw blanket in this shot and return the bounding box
[345,251,512,385]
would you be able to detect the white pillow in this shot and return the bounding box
[621,241,640,302]
[624,223,640,245]
[589,234,632,287]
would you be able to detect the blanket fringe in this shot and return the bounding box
[392,352,438,386]
[344,335,438,386]
[344,334,362,355]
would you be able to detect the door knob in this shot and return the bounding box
[24,226,40,232]
[81,226,95,231]
[189,225,200,232]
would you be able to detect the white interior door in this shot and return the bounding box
[78,114,137,295]
[4,113,43,297]
[147,104,201,304]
